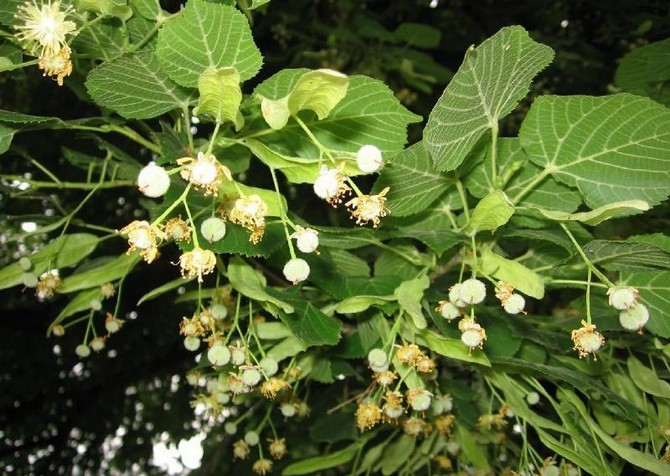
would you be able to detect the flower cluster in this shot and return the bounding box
[15,1,77,85]
[178,152,232,196]
[119,220,166,264]
[223,194,268,243]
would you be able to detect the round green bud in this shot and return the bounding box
[459,278,486,305]
[244,431,259,446]
[22,272,38,288]
[200,217,227,242]
[242,368,262,387]
[260,357,278,377]
[207,343,231,366]
[18,257,32,271]
[183,336,200,352]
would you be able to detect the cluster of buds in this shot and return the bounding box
[477,405,510,431]
[222,194,268,244]
[119,220,166,264]
[458,318,487,352]
[395,344,436,373]
[36,270,61,300]
[495,281,526,315]
[608,286,649,333]
[178,152,232,196]
[439,278,490,352]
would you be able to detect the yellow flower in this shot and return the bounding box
[435,414,455,435]
[162,217,192,242]
[232,440,250,460]
[313,163,351,207]
[35,271,61,299]
[345,187,390,227]
[260,377,290,399]
[355,402,382,431]
[268,438,287,460]
[179,315,206,338]
[178,247,216,282]
[224,194,268,243]
[177,152,232,196]
[119,220,165,264]
[571,319,605,359]
[252,458,273,475]
[402,417,427,436]
[15,1,77,56]
[38,43,72,86]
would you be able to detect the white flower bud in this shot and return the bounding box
[503,293,525,315]
[230,346,246,366]
[313,166,341,199]
[607,287,639,310]
[283,258,310,284]
[200,217,227,242]
[459,278,487,305]
[384,405,403,419]
[367,348,388,368]
[208,343,231,366]
[89,299,102,311]
[224,422,237,435]
[619,303,649,332]
[89,337,106,352]
[408,389,432,412]
[210,303,228,320]
[22,272,38,288]
[242,368,262,387]
[19,257,32,271]
[370,361,389,373]
[183,336,200,351]
[291,226,319,253]
[280,403,296,418]
[244,431,260,446]
[356,145,384,173]
[526,392,540,405]
[448,283,467,308]
[438,301,460,320]
[75,344,91,358]
[137,163,170,198]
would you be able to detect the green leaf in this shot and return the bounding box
[394,23,441,48]
[288,69,349,119]
[137,275,195,305]
[309,412,356,443]
[583,240,670,272]
[243,139,360,184]
[282,441,364,475]
[227,257,293,312]
[0,234,99,290]
[259,69,349,130]
[479,247,545,299]
[130,0,163,19]
[155,0,262,87]
[374,141,452,217]
[627,356,670,398]
[266,336,305,362]
[382,435,416,475]
[0,109,60,124]
[255,322,293,340]
[0,123,17,154]
[60,254,140,293]
[49,289,102,332]
[413,327,491,367]
[560,389,670,475]
[86,52,192,119]
[262,76,421,163]
[0,0,22,26]
[264,288,341,347]
[615,38,670,106]
[520,93,670,210]
[464,190,515,236]
[72,21,125,61]
[193,67,243,127]
[424,26,554,171]
[76,0,133,20]
[394,275,430,329]
[623,271,670,338]
[530,200,650,226]
[493,357,644,425]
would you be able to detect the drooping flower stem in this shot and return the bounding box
[559,223,615,287]
[152,183,192,226]
[269,166,297,258]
